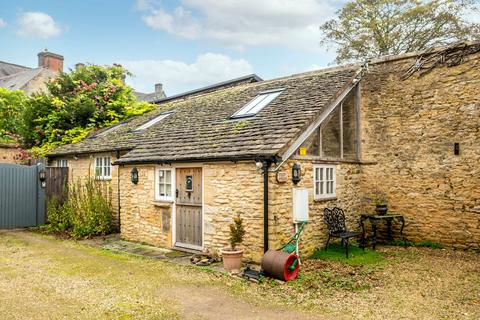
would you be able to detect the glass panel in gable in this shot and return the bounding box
[321,106,341,158]
[342,90,358,159]
[299,127,320,156]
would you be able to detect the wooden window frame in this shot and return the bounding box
[155,168,175,201]
[313,164,336,200]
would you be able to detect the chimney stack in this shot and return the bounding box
[38,49,64,72]
[155,83,163,93]
[75,63,85,71]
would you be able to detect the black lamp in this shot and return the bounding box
[292,163,301,185]
[130,167,139,184]
[39,169,47,182]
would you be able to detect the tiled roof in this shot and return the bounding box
[0,61,30,77]
[48,67,360,163]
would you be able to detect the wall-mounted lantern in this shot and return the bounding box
[292,163,301,185]
[130,167,139,184]
[39,168,47,188]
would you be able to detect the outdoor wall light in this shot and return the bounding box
[38,168,47,188]
[292,163,301,185]
[38,169,47,182]
[131,167,139,184]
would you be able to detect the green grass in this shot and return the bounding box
[311,243,384,266]
[394,239,443,249]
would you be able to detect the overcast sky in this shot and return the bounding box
[0,0,346,95]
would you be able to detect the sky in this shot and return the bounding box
[0,0,347,95]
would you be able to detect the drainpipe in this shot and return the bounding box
[262,159,271,253]
[115,150,121,231]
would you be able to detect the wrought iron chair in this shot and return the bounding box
[323,207,364,258]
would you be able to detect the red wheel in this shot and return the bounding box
[283,253,299,281]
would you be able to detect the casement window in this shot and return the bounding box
[56,159,68,167]
[156,168,174,201]
[230,88,284,119]
[94,156,112,180]
[314,164,336,200]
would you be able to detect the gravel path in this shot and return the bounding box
[0,230,478,319]
[0,230,319,320]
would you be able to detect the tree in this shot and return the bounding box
[320,0,480,63]
[0,88,28,142]
[20,64,155,155]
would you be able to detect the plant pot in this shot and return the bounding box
[375,204,388,215]
[220,247,244,271]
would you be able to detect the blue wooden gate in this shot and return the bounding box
[0,163,45,228]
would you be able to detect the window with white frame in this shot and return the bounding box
[314,164,336,200]
[56,159,68,167]
[156,168,174,201]
[230,88,284,119]
[94,156,112,180]
[134,112,172,132]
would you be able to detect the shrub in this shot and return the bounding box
[47,196,71,233]
[229,214,245,250]
[47,178,113,239]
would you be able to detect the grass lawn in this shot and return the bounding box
[0,230,479,320]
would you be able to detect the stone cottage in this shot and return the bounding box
[48,42,480,261]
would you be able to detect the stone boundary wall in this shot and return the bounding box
[360,52,480,249]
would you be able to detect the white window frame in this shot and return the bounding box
[94,156,112,180]
[56,159,68,167]
[155,168,175,201]
[231,88,284,119]
[134,112,172,132]
[313,164,336,200]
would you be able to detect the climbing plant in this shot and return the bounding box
[19,64,155,157]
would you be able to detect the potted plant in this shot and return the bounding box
[220,214,245,271]
[370,191,388,215]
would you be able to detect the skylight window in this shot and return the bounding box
[231,89,284,118]
[134,112,172,132]
[95,123,125,138]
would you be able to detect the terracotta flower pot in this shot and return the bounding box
[220,247,244,271]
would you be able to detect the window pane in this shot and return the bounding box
[321,107,341,158]
[159,183,165,196]
[320,168,323,181]
[320,181,324,194]
[159,170,165,183]
[165,184,172,197]
[342,90,357,160]
[165,170,171,183]
[299,127,320,156]
[315,182,319,195]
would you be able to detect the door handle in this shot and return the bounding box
[176,189,179,198]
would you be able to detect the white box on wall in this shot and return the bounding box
[292,188,309,223]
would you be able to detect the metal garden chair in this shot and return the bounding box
[323,207,364,258]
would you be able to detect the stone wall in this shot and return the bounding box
[269,160,364,258]
[49,152,121,227]
[119,164,172,247]
[360,51,480,249]
[0,145,22,164]
[118,160,364,262]
[203,162,265,262]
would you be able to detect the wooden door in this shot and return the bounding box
[175,168,202,249]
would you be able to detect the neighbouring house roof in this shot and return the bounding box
[48,68,359,163]
[0,61,31,77]
[0,68,55,91]
[133,74,261,103]
[133,90,167,103]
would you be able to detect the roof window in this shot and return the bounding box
[94,123,126,138]
[134,112,172,132]
[231,89,284,119]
